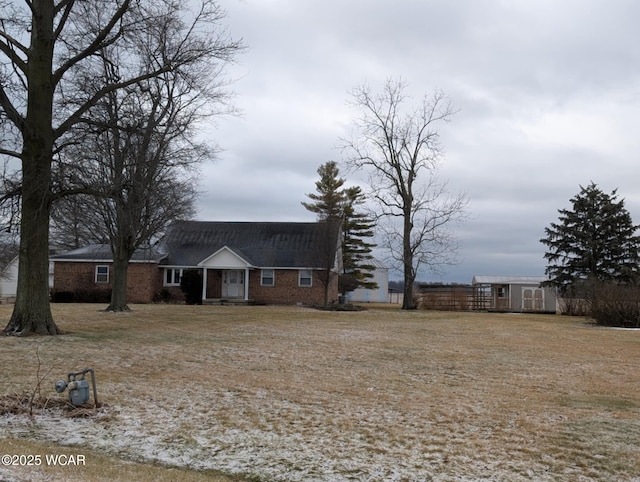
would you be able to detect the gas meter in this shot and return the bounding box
[55,368,99,407]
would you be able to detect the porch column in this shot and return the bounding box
[244,267,249,300]
[202,268,208,302]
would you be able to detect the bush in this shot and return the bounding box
[74,288,112,303]
[315,302,364,312]
[557,296,590,316]
[52,288,112,303]
[180,270,203,305]
[591,282,640,328]
[154,288,176,303]
[53,291,75,303]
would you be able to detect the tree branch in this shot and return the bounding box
[52,0,131,85]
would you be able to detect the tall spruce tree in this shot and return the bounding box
[342,186,377,291]
[541,183,640,295]
[301,162,345,222]
[302,161,377,294]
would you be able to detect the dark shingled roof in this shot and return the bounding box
[52,244,166,262]
[159,221,338,268]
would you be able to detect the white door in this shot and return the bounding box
[223,270,243,298]
[522,288,544,311]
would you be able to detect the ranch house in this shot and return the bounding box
[52,221,341,306]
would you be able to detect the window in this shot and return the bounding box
[261,269,274,286]
[299,269,312,287]
[164,268,183,286]
[95,265,109,283]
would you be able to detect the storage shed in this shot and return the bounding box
[471,275,556,313]
[346,259,389,303]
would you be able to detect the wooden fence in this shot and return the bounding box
[417,285,492,311]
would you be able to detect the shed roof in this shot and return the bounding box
[472,275,548,285]
[369,258,389,270]
[159,221,339,269]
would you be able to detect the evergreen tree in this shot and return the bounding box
[342,186,378,291]
[302,162,377,293]
[301,162,345,222]
[541,183,640,295]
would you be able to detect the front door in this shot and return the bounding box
[223,270,243,298]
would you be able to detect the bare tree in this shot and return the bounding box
[56,9,237,311]
[342,79,468,309]
[58,80,200,312]
[50,195,108,250]
[0,0,243,334]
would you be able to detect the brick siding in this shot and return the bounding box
[56,263,338,306]
[248,269,337,305]
[53,262,160,303]
[206,270,223,298]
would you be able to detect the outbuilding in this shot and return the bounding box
[471,275,557,313]
[346,259,389,303]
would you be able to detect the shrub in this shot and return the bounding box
[74,288,112,303]
[180,270,203,305]
[557,296,590,316]
[53,291,75,303]
[591,282,640,328]
[315,302,364,312]
[154,288,175,303]
[52,289,112,303]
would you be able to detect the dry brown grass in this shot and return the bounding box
[1,303,639,481]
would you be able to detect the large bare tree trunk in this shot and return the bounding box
[4,178,58,335]
[107,252,130,312]
[402,213,416,310]
[3,0,59,336]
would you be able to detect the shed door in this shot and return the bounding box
[523,288,544,311]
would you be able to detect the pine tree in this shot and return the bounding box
[342,186,378,291]
[541,183,640,295]
[302,162,377,293]
[301,162,345,222]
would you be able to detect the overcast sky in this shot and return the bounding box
[196,0,640,283]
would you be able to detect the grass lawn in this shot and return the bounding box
[0,303,639,481]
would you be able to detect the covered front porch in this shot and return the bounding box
[199,246,253,303]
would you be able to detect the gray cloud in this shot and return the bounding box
[201,0,640,282]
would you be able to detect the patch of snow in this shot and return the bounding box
[0,393,573,482]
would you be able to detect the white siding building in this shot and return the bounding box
[347,259,389,303]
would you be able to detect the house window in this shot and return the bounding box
[261,269,274,286]
[299,269,312,287]
[164,268,183,286]
[95,265,109,283]
[497,286,507,298]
